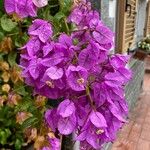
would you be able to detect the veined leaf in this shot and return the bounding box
[1,15,17,32]
[21,117,39,129]
[8,51,17,67]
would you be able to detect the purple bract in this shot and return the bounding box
[4,0,47,18]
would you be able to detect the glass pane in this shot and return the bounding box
[135,0,147,42]
[101,0,117,32]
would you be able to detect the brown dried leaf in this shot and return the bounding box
[0,37,13,53]
[7,93,22,106]
[10,66,24,83]
[0,61,9,71]
[35,95,47,108]
[1,71,10,82]
[34,136,48,150]
[16,112,32,125]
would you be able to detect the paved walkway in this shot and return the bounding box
[111,73,150,150]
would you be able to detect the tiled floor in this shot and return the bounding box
[111,73,150,150]
[145,56,150,72]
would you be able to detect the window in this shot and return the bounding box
[115,0,138,53]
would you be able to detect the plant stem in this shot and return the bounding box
[86,86,96,111]
[59,0,64,10]
[64,18,70,35]
[7,33,19,36]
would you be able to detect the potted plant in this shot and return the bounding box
[133,36,150,60]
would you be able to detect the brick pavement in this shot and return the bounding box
[111,73,150,150]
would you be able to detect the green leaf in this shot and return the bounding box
[16,99,32,112]
[21,117,39,129]
[54,12,65,21]
[0,0,3,12]
[5,129,11,137]
[1,15,17,32]
[8,51,17,67]
[15,139,22,150]
[13,84,28,96]
[62,0,73,15]
[0,52,5,60]
[0,131,7,145]
[15,33,28,47]
[0,31,4,41]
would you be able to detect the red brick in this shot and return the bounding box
[140,129,150,141]
[127,141,137,150]
[144,116,150,124]
[142,123,150,130]
[112,140,136,150]
[135,118,145,124]
[118,132,129,139]
[119,121,134,134]
[128,130,140,142]
[111,73,150,150]
[136,139,150,150]
[131,123,142,133]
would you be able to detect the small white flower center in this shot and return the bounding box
[96,129,104,135]
[77,78,85,85]
[46,81,54,88]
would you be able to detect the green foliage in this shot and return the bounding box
[38,0,73,34]
[0,106,24,149]
[0,0,74,149]
[21,117,39,129]
[13,83,28,96]
[1,15,17,32]
[0,5,39,149]
[8,51,17,67]
[0,32,4,41]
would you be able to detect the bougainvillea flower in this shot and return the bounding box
[5,0,37,18]
[45,67,63,80]
[66,65,88,91]
[42,42,54,57]
[48,137,61,150]
[89,111,107,128]
[57,112,77,135]
[111,54,130,68]
[45,109,59,132]
[76,120,104,149]
[57,100,77,135]
[32,0,48,8]
[59,34,72,48]
[42,147,51,150]
[24,58,41,80]
[45,100,77,135]
[23,37,41,57]
[19,0,132,149]
[93,25,114,45]
[4,0,16,14]
[78,40,100,69]
[28,19,53,43]
[57,99,75,117]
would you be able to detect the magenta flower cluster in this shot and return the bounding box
[18,1,131,150]
[4,0,48,18]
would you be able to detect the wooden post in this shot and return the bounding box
[144,0,150,37]
[115,0,126,53]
